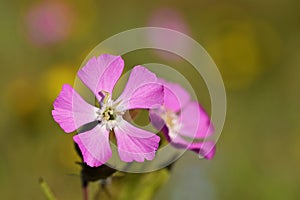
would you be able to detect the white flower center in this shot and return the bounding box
[96,91,124,130]
[160,108,181,139]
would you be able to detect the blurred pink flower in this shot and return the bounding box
[147,8,191,61]
[25,1,74,47]
[148,8,189,34]
[150,79,216,159]
[52,54,163,167]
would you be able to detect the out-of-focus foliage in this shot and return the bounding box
[0,0,299,199]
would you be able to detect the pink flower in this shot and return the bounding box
[147,7,191,61]
[52,54,163,167]
[148,7,190,35]
[150,79,216,159]
[25,1,74,47]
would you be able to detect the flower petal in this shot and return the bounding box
[159,79,190,113]
[118,66,157,98]
[167,134,216,160]
[201,142,216,160]
[179,101,214,139]
[114,120,160,162]
[117,66,163,110]
[73,125,112,167]
[52,84,98,133]
[78,54,124,101]
[125,83,164,110]
[190,141,216,160]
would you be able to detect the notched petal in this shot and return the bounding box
[78,54,124,101]
[114,120,160,162]
[117,66,164,110]
[73,126,112,167]
[52,84,98,133]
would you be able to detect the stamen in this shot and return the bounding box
[95,91,124,130]
[103,107,116,121]
[98,90,110,104]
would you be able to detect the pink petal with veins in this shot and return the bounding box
[78,54,124,101]
[73,125,112,167]
[52,84,98,133]
[114,120,160,162]
[117,66,164,110]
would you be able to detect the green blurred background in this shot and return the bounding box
[0,0,299,199]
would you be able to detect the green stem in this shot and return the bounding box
[39,178,57,200]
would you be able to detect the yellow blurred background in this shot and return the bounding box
[0,0,299,199]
